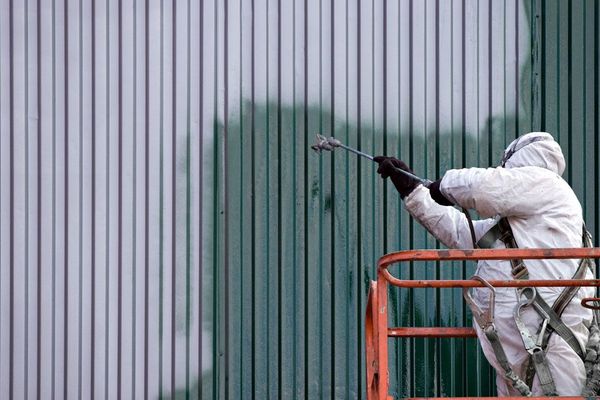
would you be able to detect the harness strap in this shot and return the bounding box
[477,217,593,394]
[521,287,586,358]
[583,322,600,396]
[477,220,591,331]
[514,288,558,396]
[531,348,558,396]
[484,325,532,396]
[522,256,591,389]
[476,219,529,278]
[554,227,595,316]
[463,276,532,396]
[476,222,501,249]
[553,258,592,317]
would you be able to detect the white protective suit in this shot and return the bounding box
[403,132,593,396]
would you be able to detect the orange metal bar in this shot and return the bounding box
[407,398,588,400]
[365,247,600,400]
[388,327,477,338]
[376,272,389,400]
[377,247,600,269]
[382,274,600,288]
[366,281,378,400]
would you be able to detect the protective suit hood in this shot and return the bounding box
[502,132,566,176]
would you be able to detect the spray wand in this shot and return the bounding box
[311,134,432,188]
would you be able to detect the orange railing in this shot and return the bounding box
[365,248,600,400]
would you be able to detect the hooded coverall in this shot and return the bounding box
[402,132,593,395]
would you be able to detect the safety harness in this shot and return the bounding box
[463,275,532,396]
[462,214,597,396]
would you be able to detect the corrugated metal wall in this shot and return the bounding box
[1,0,598,399]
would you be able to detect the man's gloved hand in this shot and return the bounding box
[373,156,419,198]
[428,179,454,206]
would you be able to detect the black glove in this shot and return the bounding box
[373,156,419,198]
[428,178,453,206]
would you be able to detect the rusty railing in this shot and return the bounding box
[365,247,600,400]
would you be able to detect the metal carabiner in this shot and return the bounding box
[463,275,496,329]
[518,286,552,322]
[514,287,545,355]
[516,286,537,308]
[514,288,558,395]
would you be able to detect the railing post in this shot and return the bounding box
[366,281,378,400]
[376,271,389,400]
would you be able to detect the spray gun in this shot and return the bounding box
[311,134,433,188]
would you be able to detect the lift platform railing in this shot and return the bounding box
[365,248,600,400]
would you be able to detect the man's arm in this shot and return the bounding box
[374,157,497,248]
[404,185,496,249]
[439,166,557,218]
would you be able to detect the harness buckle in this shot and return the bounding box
[511,262,529,280]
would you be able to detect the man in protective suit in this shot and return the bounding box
[375,132,595,396]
